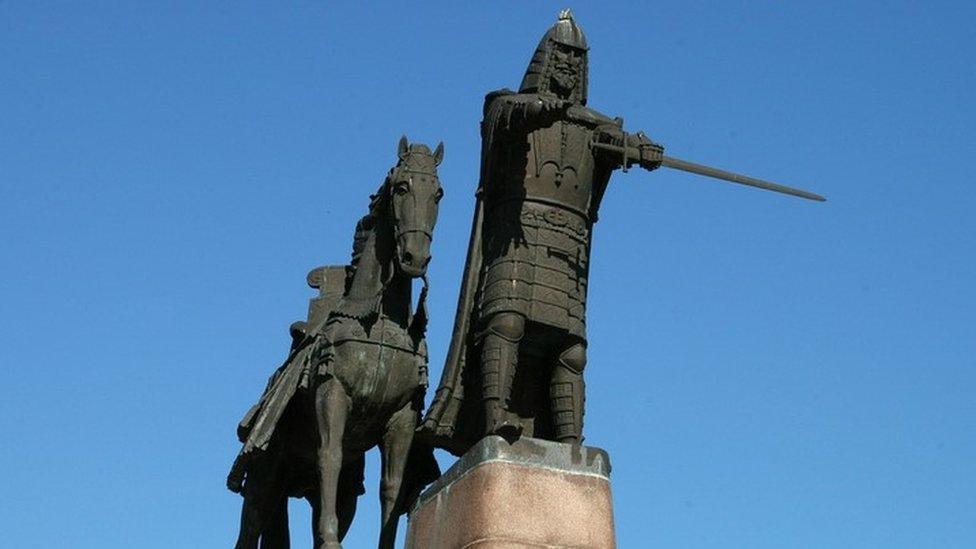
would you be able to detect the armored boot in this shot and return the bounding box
[550,342,586,444]
[481,313,525,442]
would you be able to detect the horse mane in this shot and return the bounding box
[345,177,390,293]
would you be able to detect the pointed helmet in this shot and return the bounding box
[519,9,589,105]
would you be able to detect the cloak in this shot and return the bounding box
[420,90,514,456]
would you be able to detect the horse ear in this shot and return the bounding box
[397,135,409,160]
[433,141,444,166]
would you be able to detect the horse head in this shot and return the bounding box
[386,135,444,278]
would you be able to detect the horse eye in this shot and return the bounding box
[395,183,409,195]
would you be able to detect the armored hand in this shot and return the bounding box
[594,125,664,171]
[628,132,664,171]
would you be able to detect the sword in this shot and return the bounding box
[591,141,826,202]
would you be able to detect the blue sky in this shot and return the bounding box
[2,2,974,547]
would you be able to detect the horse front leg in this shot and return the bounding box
[307,493,320,548]
[313,377,350,549]
[377,403,417,549]
[336,454,365,541]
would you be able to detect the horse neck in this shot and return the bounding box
[338,213,411,323]
[381,268,412,326]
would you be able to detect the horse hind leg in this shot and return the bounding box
[234,456,282,549]
[234,490,262,549]
[259,496,289,549]
[377,403,417,549]
[313,377,351,549]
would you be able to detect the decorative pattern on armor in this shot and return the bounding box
[551,343,586,442]
[531,120,591,193]
[550,380,579,439]
[480,332,519,427]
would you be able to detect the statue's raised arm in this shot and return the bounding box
[591,132,825,201]
[574,105,824,201]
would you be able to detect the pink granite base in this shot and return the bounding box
[406,436,615,549]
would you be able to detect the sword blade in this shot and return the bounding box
[661,155,826,202]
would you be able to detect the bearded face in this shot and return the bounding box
[549,44,583,99]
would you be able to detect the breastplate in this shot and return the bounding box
[492,119,596,219]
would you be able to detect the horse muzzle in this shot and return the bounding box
[396,230,431,278]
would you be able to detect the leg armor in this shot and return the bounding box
[480,312,524,441]
[550,342,586,444]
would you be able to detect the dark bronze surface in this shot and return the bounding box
[229,10,823,546]
[228,137,443,549]
[421,10,823,457]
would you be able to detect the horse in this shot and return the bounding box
[227,136,443,549]
[309,136,444,549]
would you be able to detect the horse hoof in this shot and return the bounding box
[316,543,342,549]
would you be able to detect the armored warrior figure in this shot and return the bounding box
[422,11,822,456]
[422,10,665,453]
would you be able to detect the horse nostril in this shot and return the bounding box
[403,251,414,264]
[422,256,431,268]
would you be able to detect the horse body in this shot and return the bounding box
[328,315,427,449]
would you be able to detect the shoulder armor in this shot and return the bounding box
[483,88,516,115]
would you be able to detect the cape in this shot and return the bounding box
[235,334,315,454]
[420,90,513,456]
[227,266,346,492]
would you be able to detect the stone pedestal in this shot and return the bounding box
[406,436,615,549]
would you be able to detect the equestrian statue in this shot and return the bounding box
[228,136,444,549]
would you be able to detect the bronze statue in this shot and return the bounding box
[228,137,443,549]
[422,10,823,456]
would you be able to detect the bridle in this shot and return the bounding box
[388,162,439,245]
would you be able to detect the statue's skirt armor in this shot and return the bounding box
[478,200,589,338]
